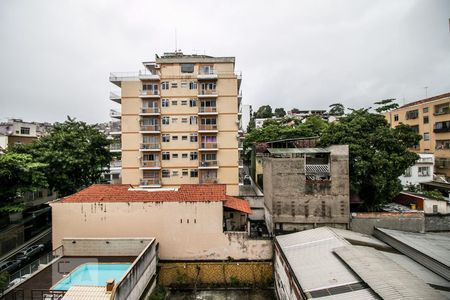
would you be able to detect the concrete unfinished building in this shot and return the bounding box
[263,145,350,234]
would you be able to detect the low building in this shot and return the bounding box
[0,119,52,150]
[394,191,450,214]
[50,184,271,261]
[400,153,434,187]
[274,227,450,299]
[263,145,350,234]
[421,181,450,201]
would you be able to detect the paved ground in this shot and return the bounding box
[168,289,276,300]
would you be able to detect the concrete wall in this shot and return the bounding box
[62,238,154,257]
[425,214,450,232]
[51,201,272,261]
[350,212,425,235]
[273,243,303,300]
[263,145,350,233]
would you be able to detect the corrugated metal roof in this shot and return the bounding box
[313,288,378,300]
[334,245,447,300]
[62,285,110,300]
[267,147,330,154]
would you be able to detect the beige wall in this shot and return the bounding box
[62,238,154,257]
[51,201,271,260]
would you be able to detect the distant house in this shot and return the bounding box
[393,191,450,214]
[400,153,434,187]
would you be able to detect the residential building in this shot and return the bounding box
[274,227,450,299]
[399,153,434,187]
[49,184,271,261]
[109,52,243,196]
[393,191,450,214]
[0,119,41,149]
[385,92,450,178]
[263,145,350,234]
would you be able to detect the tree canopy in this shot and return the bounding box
[329,103,345,116]
[319,108,421,210]
[274,107,287,118]
[254,105,273,118]
[374,99,399,113]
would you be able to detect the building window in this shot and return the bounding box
[182,153,188,158]
[434,102,450,115]
[190,152,198,160]
[190,116,197,125]
[172,153,178,158]
[423,116,429,124]
[190,169,198,177]
[189,81,197,90]
[182,169,189,176]
[404,167,412,177]
[162,99,170,107]
[423,132,430,141]
[434,121,450,133]
[171,82,178,88]
[162,134,170,142]
[172,170,179,176]
[436,140,450,150]
[433,205,438,213]
[162,117,170,125]
[181,100,188,106]
[181,118,188,124]
[405,109,419,120]
[172,136,178,141]
[418,166,430,177]
[181,64,194,73]
[162,152,170,160]
[410,125,419,133]
[182,135,188,141]
[423,107,429,113]
[161,82,169,90]
[162,169,170,177]
[20,127,30,135]
[190,133,198,142]
[190,99,197,107]
[172,100,178,106]
[180,82,188,89]
[172,118,178,123]
[394,114,399,122]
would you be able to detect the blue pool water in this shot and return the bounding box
[52,263,131,291]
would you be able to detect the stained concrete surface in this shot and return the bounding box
[168,289,276,300]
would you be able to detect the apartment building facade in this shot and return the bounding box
[385,92,450,178]
[109,52,243,196]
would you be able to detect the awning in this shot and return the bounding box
[224,197,252,214]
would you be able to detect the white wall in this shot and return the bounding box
[400,153,434,186]
[241,104,251,132]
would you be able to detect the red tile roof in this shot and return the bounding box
[57,184,252,214]
[397,92,450,110]
[224,196,252,214]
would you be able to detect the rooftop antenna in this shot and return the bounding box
[424,86,428,98]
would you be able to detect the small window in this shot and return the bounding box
[172,153,178,158]
[172,170,179,176]
[172,100,178,106]
[190,99,197,107]
[162,117,170,125]
[190,133,198,142]
[162,99,170,107]
[423,116,429,124]
[190,116,197,125]
[171,82,178,88]
[190,152,198,160]
[182,153,188,158]
[172,136,178,141]
[20,127,30,135]
[181,135,188,141]
[418,166,430,177]
[433,205,438,213]
[180,82,188,89]
[161,82,169,90]
[423,132,430,141]
[162,134,170,142]
[423,107,429,113]
[182,169,189,176]
[181,118,188,124]
[394,114,399,122]
[189,82,197,90]
[181,64,194,73]
[162,169,170,177]
[190,169,198,177]
[181,100,188,106]
[162,152,170,160]
[172,118,178,123]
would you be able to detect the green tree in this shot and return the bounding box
[0,152,47,212]
[319,109,421,211]
[274,108,286,118]
[291,108,300,114]
[26,117,112,196]
[374,99,399,113]
[254,105,273,118]
[329,103,345,116]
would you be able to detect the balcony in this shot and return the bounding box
[140,143,161,151]
[238,159,243,168]
[198,107,218,115]
[110,160,122,169]
[140,178,161,187]
[198,124,218,132]
[434,103,450,116]
[305,164,330,174]
[138,70,160,81]
[197,69,218,80]
[238,142,243,150]
[199,160,218,169]
[109,72,139,87]
[140,160,161,170]
[200,177,218,184]
[110,91,121,104]
[110,143,121,152]
[139,125,161,133]
[110,109,121,119]
[140,107,160,116]
[139,89,160,98]
[199,142,218,151]
[417,157,434,164]
[198,89,218,97]
[110,122,121,135]
[434,122,450,133]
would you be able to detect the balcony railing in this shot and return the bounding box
[305,164,330,174]
[141,160,161,168]
[198,69,216,75]
[110,143,121,151]
[139,89,159,97]
[417,157,433,164]
[140,125,161,132]
[198,124,218,131]
[141,107,160,114]
[199,89,217,96]
[110,122,121,132]
[140,143,160,150]
[199,107,217,113]
[110,109,121,118]
[140,178,161,186]
[200,177,218,184]
[200,142,218,149]
[199,160,218,167]
[110,160,122,168]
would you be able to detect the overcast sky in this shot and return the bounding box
[0,0,449,124]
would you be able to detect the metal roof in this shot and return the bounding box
[267,147,330,154]
[334,245,447,300]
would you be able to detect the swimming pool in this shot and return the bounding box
[52,263,131,291]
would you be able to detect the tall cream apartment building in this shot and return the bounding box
[109,52,243,195]
[385,92,450,178]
